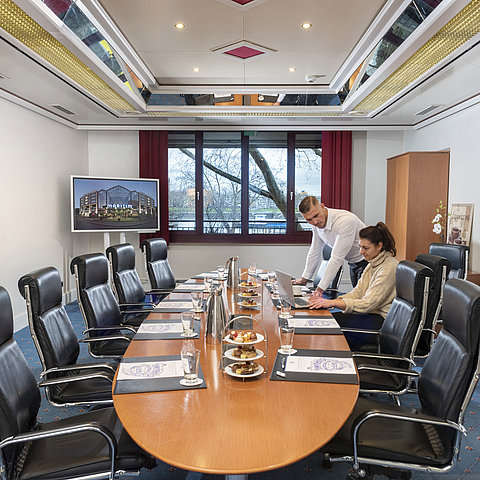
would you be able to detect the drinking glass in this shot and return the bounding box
[266,272,276,286]
[279,324,295,355]
[204,276,213,292]
[181,311,195,337]
[191,291,204,314]
[180,348,201,384]
[279,301,292,319]
[248,262,257,276]
[216,265,226,279]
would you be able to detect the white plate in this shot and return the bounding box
[239,282,261,288]
[238,292,262,298]
[237,301,262,308]
[225,364,264,378]
[224,348,264,362]
[224,333,265,345]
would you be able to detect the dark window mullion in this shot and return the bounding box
[195,131,203,234]
[241,133,249,235]
[286,132,295,235]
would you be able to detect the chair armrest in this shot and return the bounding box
[341,327,380,335]
[356,364,420,376]
[39,371,114,386]
[119,302,155,308]
[41,363,117,376]
[82,335,131,344]
[352,352,415,365]
[120,307,152,314]
[350,408,466,468]
[0,421,117,479]
[84,325,137,334]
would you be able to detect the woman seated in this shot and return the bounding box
[307,222,398,347]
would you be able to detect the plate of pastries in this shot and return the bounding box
[225,361,264,378]
[240,281,261,288]
[224,345,263,361]
[237,298,261,308]
[224,330,264,344]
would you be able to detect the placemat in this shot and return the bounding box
[173,283,206,293]
[134,319,200,340]
[270,349,358,385]
[280,315,342,335]
[191,272,227,280]
[271,298,310,310]
[153,300,205,313]
[114,355,206,394]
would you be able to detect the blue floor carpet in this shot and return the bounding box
[13,302,480,480]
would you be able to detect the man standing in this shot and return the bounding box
[295,196,368,296]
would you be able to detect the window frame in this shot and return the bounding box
[168,131,319,244]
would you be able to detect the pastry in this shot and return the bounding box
[228,330,258,343]
[232,345,257,359]
[229,361,259,375]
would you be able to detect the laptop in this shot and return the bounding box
[275,270,310,309]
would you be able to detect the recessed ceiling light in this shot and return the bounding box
[302,23,312,29]
[175,23,185,29]
[192,67,200,72]
[288,67,296,72]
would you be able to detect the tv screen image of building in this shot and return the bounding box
[71,176,159,232]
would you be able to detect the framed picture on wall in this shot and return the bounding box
[447,203,474,246]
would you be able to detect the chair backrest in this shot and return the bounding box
[418,279,480,449]
[378,260,433,359]
[18,267,79,372]
[70,253,123,331]
[414,253,451,356]
[106,243,146,303]
[141,238,176,290]
[0,287,40,475]
[429,243,469,280]
[313,244,343,291]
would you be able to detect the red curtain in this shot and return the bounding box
[321,131,352,210]
[139,131,169,244]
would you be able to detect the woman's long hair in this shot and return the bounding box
[359,222,396,257]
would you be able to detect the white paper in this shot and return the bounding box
[288,317,340,329]
[175,283,205,291]
[117,360,183,380]
[137,323,183,334]
[198,272,226,279]
[285,356,356,375]
[154,301,193,310]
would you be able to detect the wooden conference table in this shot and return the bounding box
[113,274,359,478]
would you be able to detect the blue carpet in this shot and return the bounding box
[13,302,480,480]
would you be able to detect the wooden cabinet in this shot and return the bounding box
[385,151,449,261]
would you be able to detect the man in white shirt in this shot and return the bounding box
[295,196,368,297]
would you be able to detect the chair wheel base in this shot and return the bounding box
[350,465,411,480]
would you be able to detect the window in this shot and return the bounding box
[167,131,321,243]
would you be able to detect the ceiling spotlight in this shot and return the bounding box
[192,67,200,72]
[175,23,185,29]
[302,23,312,29]
[288,67,296,72]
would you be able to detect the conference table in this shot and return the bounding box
[113,272,359,479]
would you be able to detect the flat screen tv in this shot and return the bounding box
[71,175,159,233]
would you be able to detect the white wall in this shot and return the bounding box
[0,97,88,329]
[404,103,480,271]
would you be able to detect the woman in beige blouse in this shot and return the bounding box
[308,222,398,348]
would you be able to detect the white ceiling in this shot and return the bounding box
[1,0,480,129]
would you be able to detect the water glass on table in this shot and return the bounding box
[216,265,226,280]
[278,323,296,355]
[180,348,201,386]
[204,276,213,292]
[191,291,204,317]
[279,300,292,319]
[181,311,196,337]
[248,262,257,277]
[266,271,276,286]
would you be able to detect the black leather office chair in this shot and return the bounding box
[414,253,451,356]
[322,279,480,480]
[70,253,140,358]
[0,286,155,480]
[141,238,176,294]
[106,243,162,307]
[429,242,469,279]
[343,261,432,399]
[17,266,115,407]
[313,244,343,298]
